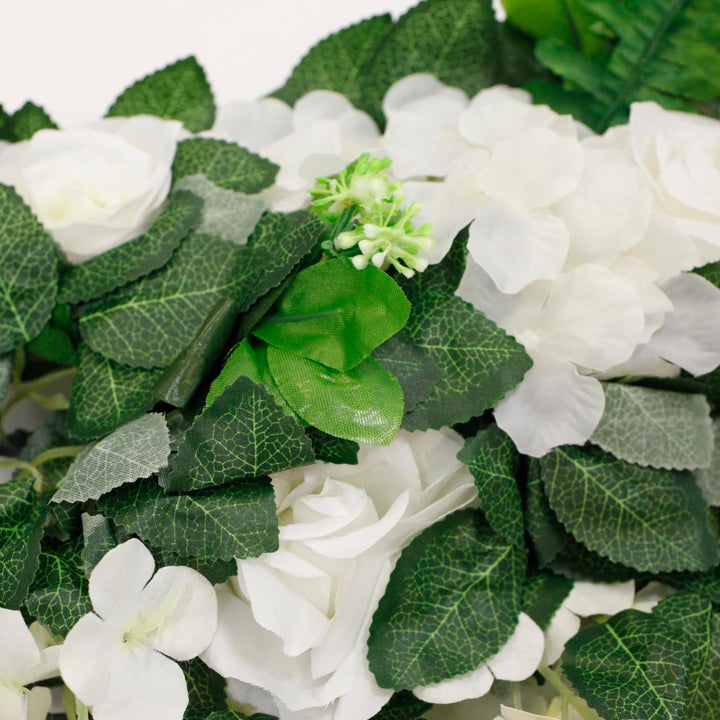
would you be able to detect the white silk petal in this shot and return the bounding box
[0,609,41,681]
[89,539,155,621]
[500,706,550,720]
[209,98,293,150]
[564,581,635,617]
[486,613,544,681]
[649,273,720,375]
[0,686,27,720]
[632,582,675,613]
[495,358,606,458]
[27,686,52,720]
[383,74,468,122]
[413,665,494,704]
[293,91,357,127]
[543,606,580,666]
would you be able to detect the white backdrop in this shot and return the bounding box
[1,0,425,127]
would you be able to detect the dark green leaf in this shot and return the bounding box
[0,184,58,353]
[44,501,81,542]
[163,376,313,493]
[181,658,228,717]
[173,138,278,194]
[368,509,525,689]
[403,292,532,430]
[272,15,393,108]
[306,427,359,465]
[26,322,76,365]
[9,102,57,141]
[0,353,11,404]
[98,477,278,561]
[268,347,403,446]
[522,571,574,631]
[253,259,410,371]
[68,347,163,440]
[58,191,202,304]
[371,692,430,720]
[541,445,719,572]
[0,477,47,608]
[563,609,693,720]
[107,56,215,133]
[458,424,523,546]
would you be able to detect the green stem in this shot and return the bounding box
[33,445,85,467]
[562,695,570,720]
[539,664,597,720]
[76,698,89,720]
[0,459,43,485]
[1,366,77,426]
[330,204,358,242]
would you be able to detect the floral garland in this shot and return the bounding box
[1,1,719,720]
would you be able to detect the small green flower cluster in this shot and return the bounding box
[310,153,435,278]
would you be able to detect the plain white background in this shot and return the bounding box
[0,0,426,127]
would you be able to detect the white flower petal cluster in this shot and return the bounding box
[381,75,720,456]
[203,429,484,720]
[60,539,217,720]
[0,116,183,264]
[0,610,60,720]
[208,91,380,212]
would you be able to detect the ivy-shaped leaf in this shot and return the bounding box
[68,347,163,440]
[98,477,278,561]
[107,56,215,133]
[163,376,313,493]
[590,383,713,471]
[173,138,278,194]
[58,190,202,304]
[54,413,170,503]
[458,424,524,546]
[541,445,719,573]
[8,101,57,141]
[368,509,525,689]
[403,292,532,431]
[0,184,58,353]
[272,15,393,109]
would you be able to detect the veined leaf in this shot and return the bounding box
[81,513,116,578]
[522,571,574,631]
[9,102,57,141]
[371,692,430,720]
[107,56,215,133]
[368,509,525,689]
[0,353,12,405]
[0,184,58,353]
[536,0,720,131]
[696,417,720,506]
[305,427,359,465]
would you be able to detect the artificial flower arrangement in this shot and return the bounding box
[1,0,720,719]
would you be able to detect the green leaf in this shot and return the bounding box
[25,538,91,637]
[371,692,430,720]
[0,104,11,140]
[68,347,163,440]
[535,0,720,131]
[107,56,215,133]
[9,101,57,141]
[590,383,713,471]
[458,424,524,546]
[541,445,719,572]
[0,184,58,353]
[173,138,278,194]
[80,512,117,578]
[163,376,313,493]
[181,658,228,717]
[58,191,202,304]
[272,15,393,108]
[695,416,720,506]
[268,347,403,446]
[403,292,532,430]
[360,0,499,125]
[0,477,47,608]
[26,322,76,365]
[563,609,693,720]
[98,477,278,561]
[175,175,267,244]
[374,329,442,416]
[0,353,12,405]
[18,413,75,489]
[522,571,574,631]
[253,259,410,371]
[368,509,525,689]
[54,413,170,503]
[306,427,359,465]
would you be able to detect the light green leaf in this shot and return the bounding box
[253,259,410,371]
[458,424,524,546]
[172,138,278,194]
[54,413,170,503]
[58,191,202,304]
[68,347,163,440]
[0,184,58,353]
[403,292,532,430]
[163,376,313,493]
[360,0,499,125]
[563,609,693,720]
[0,353,12,405]
[9,101,57,141]
[272,15,393,108]
[107,56,215,133]
[590,384,713,470]
[268,346,403,446]
[0,477,47,609]
[98,477,278,561]
[25,538,91,637]
[368,509,525,689]
[696,417,720,506]
[522,571,574,631]
[175,175,267,244]
[535,0,720,131]
[81,512,116,578]
[541,445,719,572]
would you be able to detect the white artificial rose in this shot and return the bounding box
[0,115,183,264]
[202,429,479,720]
[209,91,380,211]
